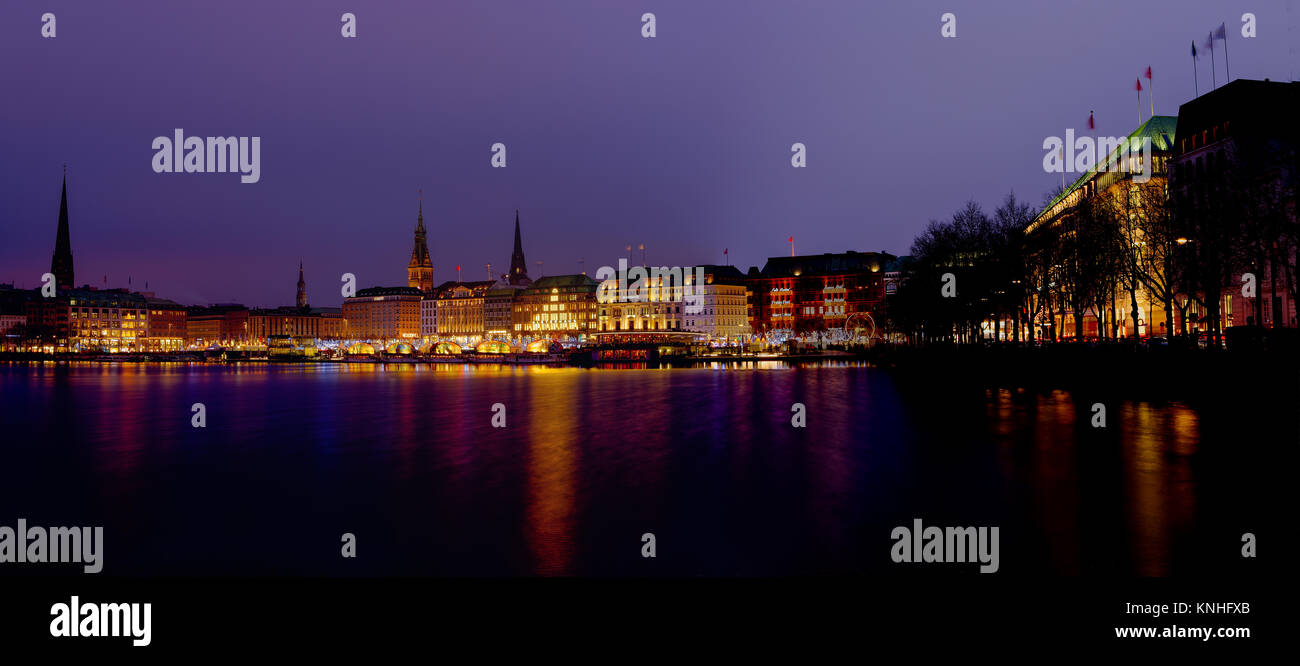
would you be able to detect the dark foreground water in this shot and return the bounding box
[0,361,1277,577]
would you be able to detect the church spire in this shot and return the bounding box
[50,170,74,290]
[296,260,308,308]
[508,209,530,285]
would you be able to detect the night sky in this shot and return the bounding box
[1,0,1293,307]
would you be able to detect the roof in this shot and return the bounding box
[1039,115,1178,216]
[526,274,598,291]
[757,251,895,278]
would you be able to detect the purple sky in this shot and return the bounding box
[1,0,1293,307]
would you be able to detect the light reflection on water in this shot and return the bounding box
[0,362,1261,577]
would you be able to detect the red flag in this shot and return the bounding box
[1135,77,1142,92]
[787,236,794,243]
[723,248,728,255]
[1145,66,1152,80]
[1088,111,1095,130]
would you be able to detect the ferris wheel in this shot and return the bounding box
[843,312,877,342]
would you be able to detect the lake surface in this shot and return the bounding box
[0,361,1274,577]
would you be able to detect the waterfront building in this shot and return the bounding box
[682,265,751,343]
[513,274,599,339]
[1169,79,1298,333]
[343,286,422,340]
[408,195,434,292]
[744,251,893,335]
[485,281,525,339]
[435,280,494,339]
[65,288,148,352]
[185,305,251,348]
[142,296,187,352]
[1026,116,1177,340]
[420,289,440,337]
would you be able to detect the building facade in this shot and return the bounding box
[435,280,494,339]
[745,251,893,335]
[682,265,751,342]
[343,286,422,340]
[408,196,434,292]
[514,274,598,339]
[143,296,187,351]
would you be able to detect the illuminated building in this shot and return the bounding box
[435,280,494,339]
[485,281,525,338]
[249,306,344,342]
[142,296,187,351]
[343,286,422,340]
[1027,116,1177,339]
[185,305,251,347]
[407,195,434,292]
[1170,79,1298,332]
[596,270,699,340]
[513,275,598,339]
[744,251,893,335]
[65,288,147,352]
[50,173,74,291]
[420,289,440,337]
[682,265,751,342]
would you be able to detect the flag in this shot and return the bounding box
[723,248,728,255]
[1145,66,1152,80]
[1088,111,1095,130]
[1213,23,1226,40]
[1191,40,1197,58]
[1205,32,1214,51]
[1135,77,1142,92]
[788,236,794,243]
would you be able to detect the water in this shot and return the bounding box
[0,361,1272,577]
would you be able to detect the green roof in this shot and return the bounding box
[1039,115,1177,216]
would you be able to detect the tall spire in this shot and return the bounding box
[408,190,433,291]
[50,170,74,290]
[508,209,530,285]
[296,260,308,308]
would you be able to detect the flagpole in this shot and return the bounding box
[1209,33,1216,89]
[1149,70,1154,117]
[1192,41,1199,97]
[1223,28,1230,81]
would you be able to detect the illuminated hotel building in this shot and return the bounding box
[513,275,599,339]
[66,288,147,352]
[744,251,893,335]
[343,286,422,340]
[595,269,708,341]
[435,280,494,339]
[682,265,751,342]
[420,289,440,337]
[1026,116,1177,339]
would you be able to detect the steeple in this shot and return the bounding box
[407,190,434,291]
[50,168,74,290]
[296,261,308,308]
[508,209,530,286]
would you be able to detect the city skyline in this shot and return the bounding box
[2,1,1292,306]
